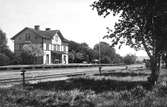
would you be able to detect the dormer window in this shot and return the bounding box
[25,33,30,41]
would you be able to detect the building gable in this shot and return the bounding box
[52,33,62,45]
[12,28,42,44]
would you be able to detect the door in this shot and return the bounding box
[46,54,49,64]
[64,55,66,64]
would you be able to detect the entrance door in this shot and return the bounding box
[46,54,49,64]
[64,55,66,64]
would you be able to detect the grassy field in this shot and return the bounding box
[1,68,167,107]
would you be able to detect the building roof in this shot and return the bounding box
[11,27,69,43]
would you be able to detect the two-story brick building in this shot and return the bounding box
[11,25,69,64]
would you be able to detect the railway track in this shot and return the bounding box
[0,71,86,84]
[0,64,145,85]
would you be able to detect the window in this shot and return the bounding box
[19,44,22,50]
[15,44,18,50]
[46,43,49,50]
[25,33,30,41]
[57,45,60,51]
[63,46,66,52]
[55,35,58,42]
[54,45,56,51]
[15,44,23,50]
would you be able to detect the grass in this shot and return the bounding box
[1,81,167,107]
[1,68,167,107]
[27,76,152,92]
[94,72,149,77]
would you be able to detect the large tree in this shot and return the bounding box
[92,0,167,84]
[68,41,97,63]
[94,42,122,64]
[0,29,9,55]
[0,29,20,65]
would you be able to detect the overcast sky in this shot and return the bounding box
[0,0,147,56]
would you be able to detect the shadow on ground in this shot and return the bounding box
[27,76,152,93]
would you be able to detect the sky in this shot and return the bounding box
[0,0,147,57]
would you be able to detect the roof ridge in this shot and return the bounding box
[11,27,68,43]
[27,27,44,37]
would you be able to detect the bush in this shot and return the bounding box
[2,81,167,107]
[123,54,137,65]
[0,53,10,66]
[9,56,22,65]
[20,51,35,64]
[101,56,112,64]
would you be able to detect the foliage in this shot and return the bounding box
[0,29,7,50]
[0,29,21,66]
[68,51,75,63]
[92,0,167,83]
[162,53,167,68]
[20,51,34,64]
[68,40,124,64]
[94,42,123,64]
[2,79,167,107]
[75,52,85,63]
[0,53,10,66]
[22,44,43,57]
[68,41,98,63]
[20,43,43,64]
[123,54,137,65]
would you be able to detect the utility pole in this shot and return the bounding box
[99,36,102,75]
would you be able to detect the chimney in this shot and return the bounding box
[34,25,40,30]
[45,28,50,31]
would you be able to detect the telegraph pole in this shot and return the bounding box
[99,36,102,75]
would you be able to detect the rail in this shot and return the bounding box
[0,63,124,71]
[0,71,86,84]
[0,64,144,87]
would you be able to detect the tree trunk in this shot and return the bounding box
[148,55,161,85]
[165,54,167,68]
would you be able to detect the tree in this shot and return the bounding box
[75,52,85,63]
[80,43,98,63]
[0,29,7,51]
[68,41,81,63]
[94,42,119,64]
[92,0,167,84]
[123,54,137,65]
[0,29,20,65]
[68,41,98,63]
[112,54,123,64]
[21,43,43,64]
[0,53,10,66]
[68,50,76,63]
[162,53,167,68]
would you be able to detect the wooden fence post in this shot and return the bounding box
[21,69,26,88]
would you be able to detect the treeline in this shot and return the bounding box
[0,30,21,66]
[68,40,137,64]
[0,29,138,66]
